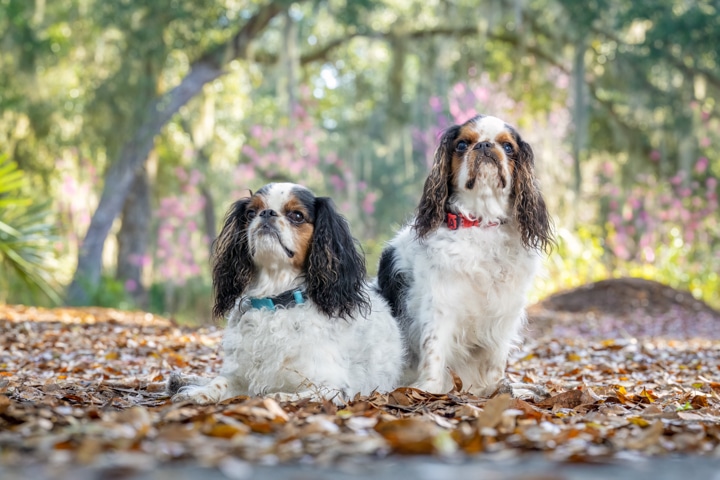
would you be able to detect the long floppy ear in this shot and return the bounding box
[211,198,254,319]
[413,125,460,239]
[306,197,371,320]
[512,140,554,253]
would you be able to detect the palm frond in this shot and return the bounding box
[0,157,61,304]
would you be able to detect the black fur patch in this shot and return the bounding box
[212,198,254,319]
[306,197,371,320]
[377,246,409,320]
[292,186,317,221]
[167,373,188,395]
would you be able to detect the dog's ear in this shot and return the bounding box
[414,125,460,239]
[212,198,254,319]
[306,197,371,320]
[512,139,554,252]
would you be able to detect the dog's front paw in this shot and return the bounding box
[171,385,219,405]
[413,378,448,394]
[170,377,230,405]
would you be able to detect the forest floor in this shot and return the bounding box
[1,278,719,479]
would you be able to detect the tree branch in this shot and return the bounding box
[67,1,293,304]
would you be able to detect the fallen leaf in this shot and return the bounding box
[374,418,442,455]
[477,394,512,429]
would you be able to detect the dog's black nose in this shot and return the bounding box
[259,209,278,218]
[474,141,493,151]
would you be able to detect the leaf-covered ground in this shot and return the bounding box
[1,291,719,474]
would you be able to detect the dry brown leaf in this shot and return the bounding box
[625,421,664,450]
[477,394,512,429]
[0,395,10,414]
[374,418,441,454]
[536,389,595,410]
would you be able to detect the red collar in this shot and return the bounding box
[446,212,502,230]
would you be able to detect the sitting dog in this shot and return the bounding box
[377,114,553,396]
[169,183,404,404]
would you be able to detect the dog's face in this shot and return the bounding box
[415,114,552,251]
[244,183,317,272]
[449,115,517,206]
[212,183,370,320]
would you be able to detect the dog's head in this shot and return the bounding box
[212,182,370,320]
[414,114,552,251]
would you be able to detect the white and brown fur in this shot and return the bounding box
[169,183,404,404]
[377,115,553,396]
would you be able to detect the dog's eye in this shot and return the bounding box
[246,209,257,220]
[287,211,305,224]
[456,141,469,152]
[502,143,514,154]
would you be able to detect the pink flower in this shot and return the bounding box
[429,96,443,113]
[124,279,137,292]
[695,157,709,174]
[601,162,614,176]
[175,167,188,181]
[649,150,661,162]
[362,192,378,215]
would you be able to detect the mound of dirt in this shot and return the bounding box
[528,277,720,339]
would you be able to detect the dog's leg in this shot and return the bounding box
[412,305,455,394]
[459,344,510,397]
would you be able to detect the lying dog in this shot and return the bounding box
[169,183,404,404]
[377,114,553,396]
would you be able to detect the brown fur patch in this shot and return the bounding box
[452,126,481,189]
[291,223,313,269]
[283,197,314,269]
[249,195,268,213]
[497,132,518,175]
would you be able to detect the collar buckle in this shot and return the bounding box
[446,212,479,230]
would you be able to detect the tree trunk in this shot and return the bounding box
[115,167,151,308]
[278,9,299,115]
[66,2,288,305]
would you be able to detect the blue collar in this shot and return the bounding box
[247,289,306,312]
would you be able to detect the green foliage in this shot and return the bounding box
[542,224,720,310]
[80,275,135,311]
[2,0,719,315]
[148,277,213,325]
[0,157,60,304]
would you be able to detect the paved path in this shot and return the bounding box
[3,455,720,480]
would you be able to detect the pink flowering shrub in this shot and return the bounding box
[154,167,208,287]
[238,104,380,220]
[55,153,99,265]
[550,99,720,308]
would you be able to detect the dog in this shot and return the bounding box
[169,183,404,404]
[377,114,553,396]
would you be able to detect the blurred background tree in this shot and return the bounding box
[1,0,717,320]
